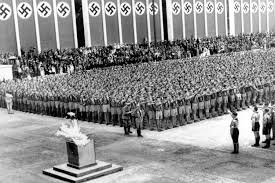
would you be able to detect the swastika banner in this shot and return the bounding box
[135,0,148,43]
[0,0,17,54]
[216,0,226,35]
[120,0,134,43]
[87,0,104,46]
[234,0,242,35]
[105,0,120,44]
[260,0,267,32]
[184,0,195,38]
[195,0,205,38]
[171,0,183,40]
[268,0,275,32]
[243,0,251,33]
[206,0,216,37]
[149,0,162,41]
[36,0,57,50]
[251,0,259,33]
[56,0,77,48]
[16,0,37,52]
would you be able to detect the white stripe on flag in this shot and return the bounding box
[193,0,197,38]
[53,0,60,49]
[215,0,218,36]
[259,0,261,32]
[33,0,41,53]
[241,0,244,33]
[250,0,253,33]
[102,0,108,46]
[146,0,151,43]
[12,0,21,56]
[204,0,208,37]
[117,0,123,44]
[82,0,91,47]
[132,0,138,44]
[159,0,164,40]
[181,0,186,39]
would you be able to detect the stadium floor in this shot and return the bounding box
[0,108,275,183]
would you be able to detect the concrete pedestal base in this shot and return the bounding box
[43,160,123,183]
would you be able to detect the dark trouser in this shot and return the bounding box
[123,119,131,135]
[231,128,239,153]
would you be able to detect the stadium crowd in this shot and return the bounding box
[1,48,275,134]
[0,33,273,79]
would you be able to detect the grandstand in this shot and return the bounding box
[1,0,275,183]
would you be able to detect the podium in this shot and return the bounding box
[43,140,123,183]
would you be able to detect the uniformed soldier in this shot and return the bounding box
[204,91,211,118]
[163,99,171,129]
[241,87,247,109]
[210,92,218,117]
[258,85,264,105]
[236,89,242,111]
[155,98,163,131]
[185,98,192,123]
[262,108,271,148]
[122,102,132,135]
[246,86,252,107]
[217,92,223,115]
[251,106,260,147]
[171,99,179,127]
[229,89,236,111]
[5,91,13,114]
[198,96,205,120]
[102,96,110,125]
[147,97,155,130]
[178,98,186,125]
[192,95,199,122]
[251,86,258,105]
[223,90,229,114]
[134,103,145,137]
[228,110,239,154]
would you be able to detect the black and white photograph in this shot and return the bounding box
[1,0,275,182]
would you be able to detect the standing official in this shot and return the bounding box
[262,108,271,148]
[228,110,239,154]
[251,106,260,147]
[5,91,14,114]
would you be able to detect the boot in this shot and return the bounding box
[124,126,129,135]
[262,139,270,148]
[252,137,260,147]
[128,126,133,133]
[231,143,239,154]
[137,128,143,137]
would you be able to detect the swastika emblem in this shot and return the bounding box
[183,2,192,14]
[172,2,181,15]
[37,1,52,18]
[233,1,240,13]
[206,1,214,14]
[242,2,249,14]
[251,2,258,13]
[89,2,101,17]
[135,1,145,15]
[105,2,116,16]
[57,2,70,18]
[195,1,204,14]
[17,2,32,20]
[0,3,11,21]
[120,2,131,16]
[216,2,224,14]
[149,2,158,15]
[260,2,266,13]
[268,1,273,12]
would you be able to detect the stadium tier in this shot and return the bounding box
[0,0,275,55]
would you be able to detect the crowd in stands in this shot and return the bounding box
[0,33,274,79]
[1,48,275,130]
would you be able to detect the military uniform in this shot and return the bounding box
[230,112,239,154]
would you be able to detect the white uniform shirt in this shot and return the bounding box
[251,111,260,125]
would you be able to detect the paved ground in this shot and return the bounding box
[0,108,275,183]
